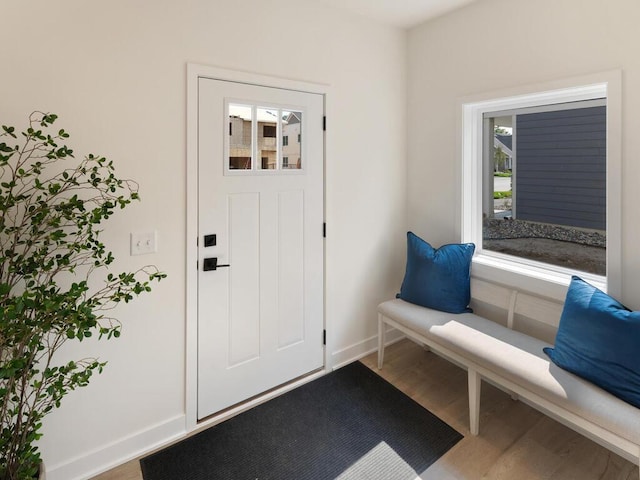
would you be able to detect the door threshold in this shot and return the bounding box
[193,367,326,433]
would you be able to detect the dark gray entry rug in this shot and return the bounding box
[140,361,462,480]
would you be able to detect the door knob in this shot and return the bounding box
[203,257,230,271]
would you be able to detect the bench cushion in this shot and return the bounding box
[379,299,640,446]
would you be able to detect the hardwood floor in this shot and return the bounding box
[92,339,638,480]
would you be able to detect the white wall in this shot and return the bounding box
[1,1,407,478]
[407,0,640,304]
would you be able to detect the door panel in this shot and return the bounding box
[197,78,324,419]
[277,189,305,349]
[228,192,260,367]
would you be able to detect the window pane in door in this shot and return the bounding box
[282,111,302,169]
[258,107,278,170]
[228,104,252,170]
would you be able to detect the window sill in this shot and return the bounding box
[471,251,606,301]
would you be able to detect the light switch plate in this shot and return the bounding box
[130,231,157,256]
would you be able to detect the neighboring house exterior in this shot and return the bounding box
[488,105,606,231]
[494,134,513,171]
[229,114,252,169]
[515,105,606,231]
[282,111,302,169]
[228,108,301,170]
[229,108,278,169]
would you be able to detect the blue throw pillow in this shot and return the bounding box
[544,276,640,409]
[397,232,475,314]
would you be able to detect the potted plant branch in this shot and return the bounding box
[0,112,165,480]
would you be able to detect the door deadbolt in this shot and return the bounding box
[203,234,217,247]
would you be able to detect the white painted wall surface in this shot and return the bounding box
[0,1,407,478]
[407,0,640,305]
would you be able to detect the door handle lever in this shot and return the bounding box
[203,257,230,271]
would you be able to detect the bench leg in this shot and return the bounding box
[377,313,386,370]
[468,369,481,435]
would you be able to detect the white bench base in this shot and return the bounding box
[378,288,640,474]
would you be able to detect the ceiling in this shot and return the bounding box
[311,0,477,29]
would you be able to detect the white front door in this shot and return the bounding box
[197,78,324,419]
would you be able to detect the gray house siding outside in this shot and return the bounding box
[496,133,512,151]
[515,106,606,230]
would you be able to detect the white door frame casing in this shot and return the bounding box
[186,64,330,431]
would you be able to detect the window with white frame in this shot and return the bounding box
[461,73,621,294]
[226,102,304,173]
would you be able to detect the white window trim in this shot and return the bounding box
[458,70,622,299]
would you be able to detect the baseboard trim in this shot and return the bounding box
[331,329,404,370]
[46,414,185,480]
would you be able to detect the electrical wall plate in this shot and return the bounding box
[130,231,157,256]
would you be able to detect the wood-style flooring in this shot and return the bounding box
[92,339,638,480]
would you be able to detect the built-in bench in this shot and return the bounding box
[377,278,640,473]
